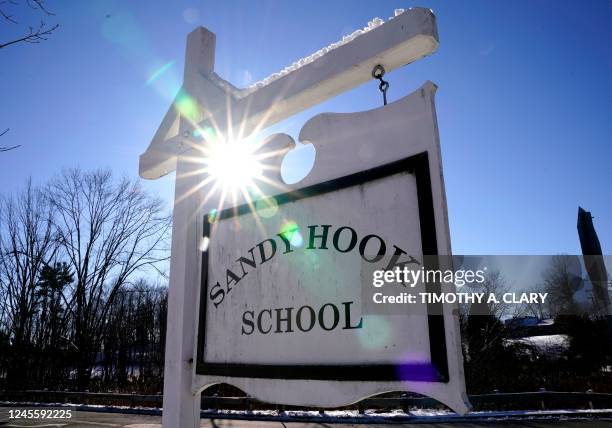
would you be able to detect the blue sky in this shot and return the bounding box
[1,0,610,255]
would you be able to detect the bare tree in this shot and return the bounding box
[460,269,511,319]
[0,128,20,152]
[0,0,59,50]
[0,178,58,388]
[543,254,583,317]
[522,282,549,319]
[46,169,170,388]
[99,280,166,391]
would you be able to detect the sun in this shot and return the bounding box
[206,138,263,192]
[179,124,288,234]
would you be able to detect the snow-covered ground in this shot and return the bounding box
[506,334,570,355]
[2,401,611,423]
[209,407,612,421]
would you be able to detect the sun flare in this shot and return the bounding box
[180,124,290,235]
[206,139,263,192]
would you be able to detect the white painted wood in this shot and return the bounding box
[192,83,470,415]
[158,27,219,428]
[204,174,429,365]
[139,7,438,179]
[161,154,203,428]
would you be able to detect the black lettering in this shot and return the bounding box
[359,234,386,262]
[209,281,225,308]
[257,309,272,334]
[383,245,420,270]
[275,307,294,333]
[236,252,257,276]
[307,225,331,250]
[342,301,363,329]
[226,268,242,292]
[241,310,254,335]
[318,303,340,331]
[277,229,296,254]
[296,305,316,332]
[254,239,277,264]
[333,226,358,253]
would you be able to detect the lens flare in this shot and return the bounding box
[280,220,303,247]
[199,236,210,252]
[207,208,218,223]
[195,126,217,140]
[179,109,293,241]
[255,196,279,218]
[146,60,176,86]
[206,139,262,191]
[395,353,438,383]
[290,231,304,247]
[175,90,201,122]
[357,315,392,350]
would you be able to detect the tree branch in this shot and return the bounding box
[0,20,58,49]
[0,6,18,23]
[0,129,20,152]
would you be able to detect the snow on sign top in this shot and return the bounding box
[139,7,439,180]
[244,9,407,94]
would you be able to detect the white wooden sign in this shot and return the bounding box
[139,8,470,428]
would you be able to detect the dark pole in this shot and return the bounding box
[577,207,611,347]
[577,207,610,316]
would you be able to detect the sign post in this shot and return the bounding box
[139,8,470,427]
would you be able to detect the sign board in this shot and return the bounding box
[139,8,470,427]
[193,83,469,412]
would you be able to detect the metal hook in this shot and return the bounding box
[372,64,385,79]
[372,64,389,105]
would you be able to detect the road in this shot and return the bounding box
[0,411,611,428]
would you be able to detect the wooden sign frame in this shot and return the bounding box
[196,152,449,382]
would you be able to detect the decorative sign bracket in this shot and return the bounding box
[139,7,439,179]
